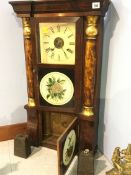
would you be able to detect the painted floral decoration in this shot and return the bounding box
[46,77,66,100]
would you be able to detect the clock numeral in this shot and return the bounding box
[43,42,49,44]
[50,27,55,33]
[69,42,75,45]
[64,27,68,33]
[45,47,51,53]
[67,48,73,54]
[68,34,73,38]
[51,52,54,59]
[58,54,60,61]
[44,34,50,38]
[57,25,60,32]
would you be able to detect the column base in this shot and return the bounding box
[81,106,94,117]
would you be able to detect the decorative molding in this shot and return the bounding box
[0,123,27,141]
[9,0,110,17]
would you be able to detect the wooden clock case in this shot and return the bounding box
[10,0,110,174]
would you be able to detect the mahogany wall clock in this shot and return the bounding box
[9,0,110,174]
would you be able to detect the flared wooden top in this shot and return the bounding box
[9,0,110,17]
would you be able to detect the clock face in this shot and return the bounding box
[63,129,76,166]
[39,23,76,65]
[39,72,74,105]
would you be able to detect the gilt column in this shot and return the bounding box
[22,18,39,146]
[82,16,99,117]
[22,17,36,107]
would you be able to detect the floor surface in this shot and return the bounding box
[0,140,113,175]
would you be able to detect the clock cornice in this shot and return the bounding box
[9,0,110,17]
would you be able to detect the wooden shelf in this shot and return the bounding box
[42,135,59,150]
[37,63,75,69]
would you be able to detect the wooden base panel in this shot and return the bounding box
[42,135,59,150]
[0,123,27,141]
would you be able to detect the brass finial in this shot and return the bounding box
[23,18,31,39]
[28,98,36,107]
[85,16,98,38]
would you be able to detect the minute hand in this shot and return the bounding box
[62,48,68,59]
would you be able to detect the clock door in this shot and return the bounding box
[29,16,83,149]
[57,117,78,175]
[31,17,83,112]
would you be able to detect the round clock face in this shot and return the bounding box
[39,23,76,65]
[63,129,76,166]
[40,72,74,105]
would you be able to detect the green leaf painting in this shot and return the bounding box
[46,76,66,101]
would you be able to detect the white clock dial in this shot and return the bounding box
[39,23,76,65]
[63,129,76,166]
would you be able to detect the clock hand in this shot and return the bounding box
[62,48,68,59]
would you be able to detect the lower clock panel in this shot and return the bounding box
[25,106,78,175]
[42,135,59,150]
[40,111,75,149]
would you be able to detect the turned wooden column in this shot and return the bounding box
[82,16,99,117]
[22,17,36,107]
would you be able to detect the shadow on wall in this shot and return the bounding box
[12,13,22,28]
[98,2,120,152]
[11,106,27,124]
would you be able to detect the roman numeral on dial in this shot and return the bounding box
[69,42,75,45]
[44,34,50,38]
[68,34,73,38]
[43,42,49,44]
[57,25,60,32]
[50,27,55,33]
[64,27,68,33]
[51,52,54,59]
[45,47,51,53]
[58,54,60,61]
[67,48,73,54]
